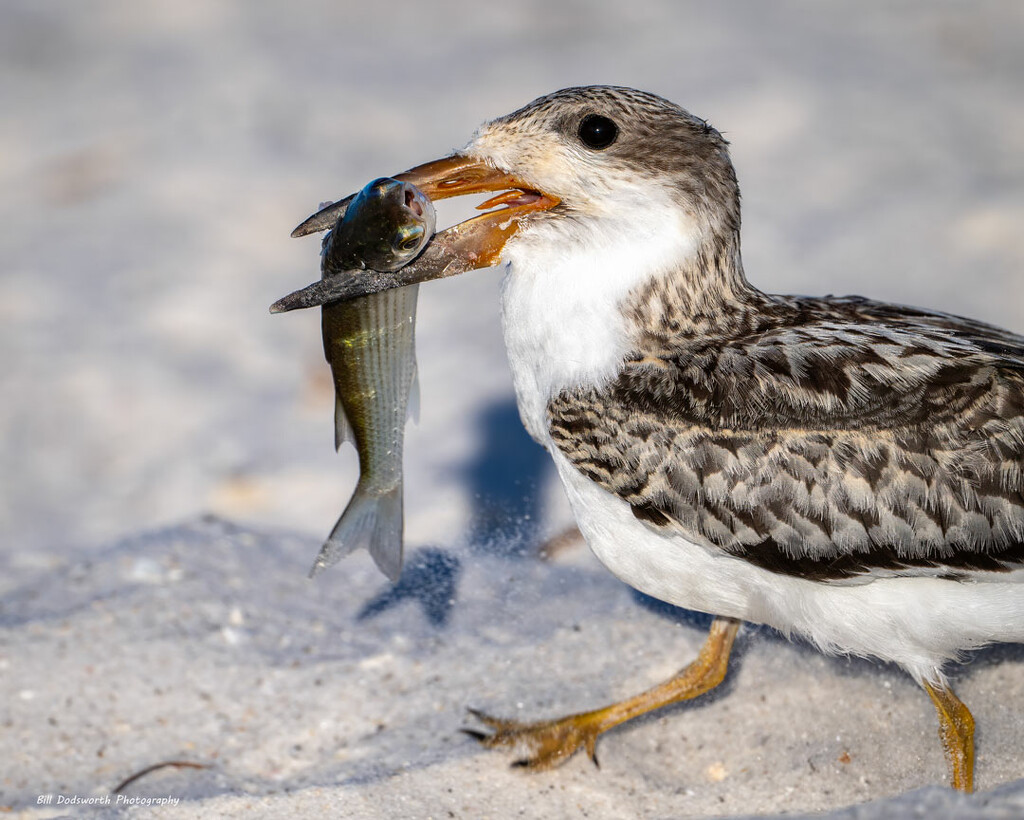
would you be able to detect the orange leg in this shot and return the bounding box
[923,681,975,792]
[465,616,740,769]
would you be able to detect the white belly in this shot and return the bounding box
[550,448,1024,683]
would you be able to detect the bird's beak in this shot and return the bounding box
[271,155,559,313]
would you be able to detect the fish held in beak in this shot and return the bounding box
[271,156,558,313]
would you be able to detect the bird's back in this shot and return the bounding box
[549,291,1024,583]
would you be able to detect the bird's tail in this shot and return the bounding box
[309,481,404,582]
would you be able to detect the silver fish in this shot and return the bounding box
[310,177,436,582]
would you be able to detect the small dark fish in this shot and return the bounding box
[311,178,436,581]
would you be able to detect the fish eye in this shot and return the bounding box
[394,226,424,253]
[578,114,618,150]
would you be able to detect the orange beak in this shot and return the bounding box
[272,155,559,313]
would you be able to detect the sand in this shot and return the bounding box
[2,1,1022,817]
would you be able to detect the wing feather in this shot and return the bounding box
[548,296,1024,580]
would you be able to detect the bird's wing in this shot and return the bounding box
[547,296,1024,581]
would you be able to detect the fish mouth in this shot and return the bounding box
[273,155,559,313]
[403,186,425,218]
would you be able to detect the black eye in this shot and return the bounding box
[577,114,618,150]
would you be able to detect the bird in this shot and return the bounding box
[279,86,1024,792]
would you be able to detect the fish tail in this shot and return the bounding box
[367,482,404,582]
[309,481,405,582]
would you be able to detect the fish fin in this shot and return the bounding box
[309,492,375,578]
[407,363,420,425]
[309,482,404,582]
[334,395,354,451]
[367,483,404,582]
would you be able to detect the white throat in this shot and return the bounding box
[499,193,701,444]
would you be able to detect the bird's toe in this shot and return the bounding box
[463,707,603,771]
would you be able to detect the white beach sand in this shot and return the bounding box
[2,1,1022,817]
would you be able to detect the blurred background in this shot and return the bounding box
[2,0,1023,570]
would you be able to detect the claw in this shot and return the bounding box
[466,707,510,731]
[463,706,605,770]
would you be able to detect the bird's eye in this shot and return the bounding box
[577,114,618,150]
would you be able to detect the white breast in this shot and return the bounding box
[499,191,699,443]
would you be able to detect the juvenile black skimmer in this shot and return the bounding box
[276,86,1024,792]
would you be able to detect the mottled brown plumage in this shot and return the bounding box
[504,89,1024,586]
[549,287,1024,580]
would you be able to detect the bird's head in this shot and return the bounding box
[272,86,743,312]
[466,86,738,233]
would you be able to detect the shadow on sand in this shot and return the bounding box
[357,396,552,627]
[357,547,462,627]
[456,396,554,559]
